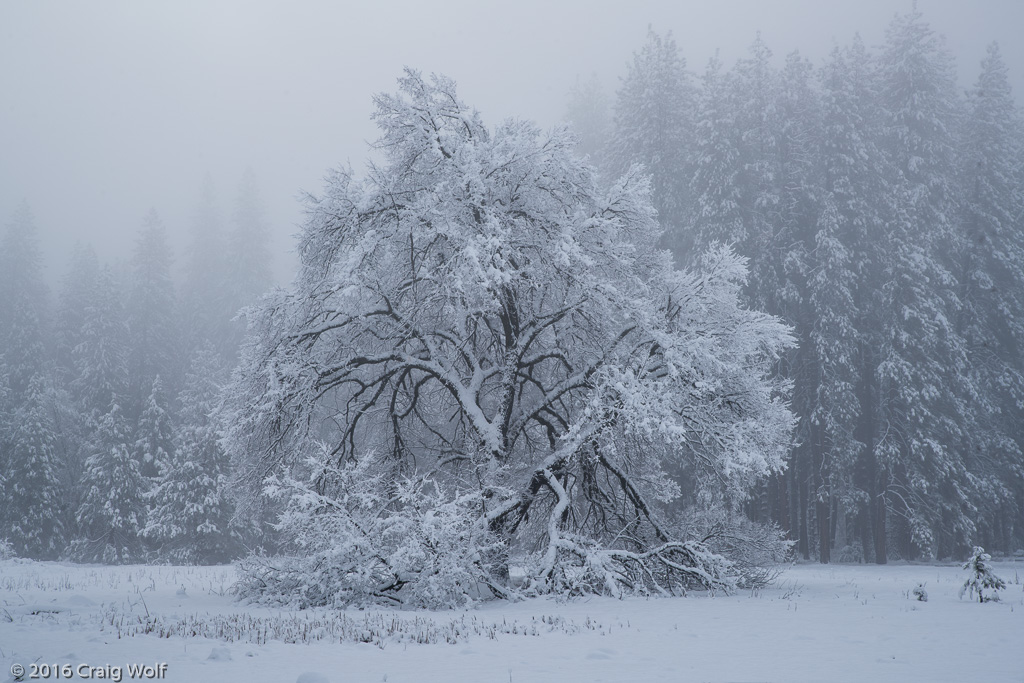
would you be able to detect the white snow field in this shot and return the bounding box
[1,560,1021,683]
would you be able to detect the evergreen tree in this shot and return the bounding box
[50,245,105,533]
[0,364,9,509]
[146,345,241,563]
[564,73,611,167]
[55,243,100,382]
[0,205,61,559]
[72,403,147,563]
[126,210,179,421]
[72,265,129,422]
[0,203,49,403]
[39,381,90,540]
[609,29,694,263]
[182,177,232,363]
[133,375,175,481]
[728,33,782,313]
[228,168,273,310]
[805,198,861,563]
[956,42,1024,554]
[960,546,1006,602]
[689,53,744,248]
[874,5,971,560]
[817,35,888,563]
[224,169,274,358]
[610,8,1024,561]
[2,377,66,559]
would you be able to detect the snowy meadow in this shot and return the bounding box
[2,559,1022,683]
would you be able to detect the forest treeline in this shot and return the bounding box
[568,7,1024,562]
[0,172,270,563]
[1,6,1021,568]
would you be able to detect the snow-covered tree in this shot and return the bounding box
[0,376,66,559]
[147,345,241,563]
[959,546,1006,603]
[609,29,694,262]
[226,71,795,607]
[39,381,90,540]
[816,35,886,563]
[71,403,147,563]
[873,6,972,560]
[957,42,1024,554]
[728,33,784,314]
[55,243,100,382]
[228,169,273,308]
[0,205,58,557]
[689,53,744,250]
[126,210,179,420]
[564,73,611,168]
[595,8,1024,562]
[133,375,174,480]
[0,203,49,403]
[72,265,129,422]
[182,177,233,364]
[221,169,275,359]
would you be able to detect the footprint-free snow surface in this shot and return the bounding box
[1,559,1021,682]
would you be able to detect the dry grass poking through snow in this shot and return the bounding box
[1,559,1023,683]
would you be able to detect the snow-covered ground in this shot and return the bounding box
[2,559,1021,683]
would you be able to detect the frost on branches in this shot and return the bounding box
[225,70,795,608]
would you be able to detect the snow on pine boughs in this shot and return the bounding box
[959,546,1006,603]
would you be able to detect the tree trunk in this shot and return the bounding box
[873,482,888,564]
[799,459,810,561]
[811,422,831,564]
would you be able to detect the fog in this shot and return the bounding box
[5,0,1024,645]
[2,0,1021,284]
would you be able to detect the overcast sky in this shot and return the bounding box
[2,0,1022,285]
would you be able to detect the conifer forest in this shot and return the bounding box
[2,3,1023,612]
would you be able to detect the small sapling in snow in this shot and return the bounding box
[960,546,1006,603]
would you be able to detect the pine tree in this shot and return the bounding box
[146,345,241,563]
[805,198,861,562]
[55,243,100,382]
[133,375,175,481]
[817,35,890,563]
[0,364,9,517]
[72,265,129,422]
[0,206,62,559]
[126,210,179,421]
[609,29,694,263]
[874,5,971,560]
[689,53,744,250]
[2,377,66,559]
[182,177,232,364]
[223,169,274,359]
[228,169,273,310]
[72,404,147,563]
[0,203,49,403]
[564,73,611,167]
[956,42,1024,554]
[729,33,782,313]
[49,245,105,531]
[39,381,90,539]
[960,546,1006,602]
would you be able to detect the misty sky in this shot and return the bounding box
[2,0,1021,286]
